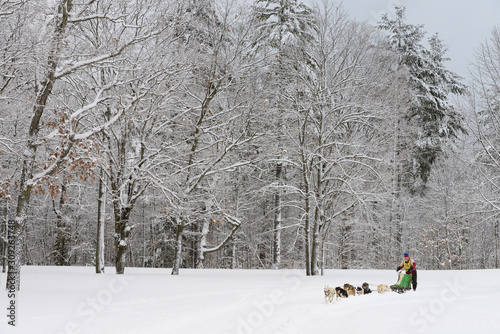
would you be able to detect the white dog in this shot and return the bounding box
[324,285,336,303]
[377,284,390,294]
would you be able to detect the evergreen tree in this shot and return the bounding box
[378,6,466,194]
[252,0,316,49]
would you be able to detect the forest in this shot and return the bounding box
[1,0,500,284]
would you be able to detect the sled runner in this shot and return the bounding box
[390,270,412,293]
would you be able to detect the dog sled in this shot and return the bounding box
[390,270,412,293]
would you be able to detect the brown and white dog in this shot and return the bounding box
[324,285,336,303]
[343,283,356,297]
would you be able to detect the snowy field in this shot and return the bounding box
[1,267,499,334]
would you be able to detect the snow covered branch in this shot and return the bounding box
[201,213,241,255]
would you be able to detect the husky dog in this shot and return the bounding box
[362,282,372,294]
[343,283,356,297]
[377,284,390,294]
[356,286,364,295]
[335,286,349,301]
[324,285,336,303]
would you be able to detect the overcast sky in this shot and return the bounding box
[307,0,500,82]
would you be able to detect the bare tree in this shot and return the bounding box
[466,26,500,269]
[159,0,262,275]
[287,2,405,275]
[3,0,168,288]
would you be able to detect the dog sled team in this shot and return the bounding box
[323,283,390,303]
[323,283,374,303]
[324,253,417,303]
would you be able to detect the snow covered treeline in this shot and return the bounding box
[0,0,499,280]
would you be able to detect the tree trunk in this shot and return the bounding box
[53,171,70,266]
[115,230,127,275]
[273,162,283,269]
[339,224,347,270]
[114,207,133,275]
[303,170,311,276]
[96,171,106,273]
[311,158,325,276]
[495,221,499,269]
[320,236,325,276]
[197,219,210,269]
[231,240,237,269]
[7,151,35,291]
[311,216,320,275]
[108,126,140,275]
[390,118,403,259]
[171,219,184,275]
[8,194,29,291]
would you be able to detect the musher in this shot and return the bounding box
[397,252,417,291]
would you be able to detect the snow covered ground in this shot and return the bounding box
[1,266,499,334]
